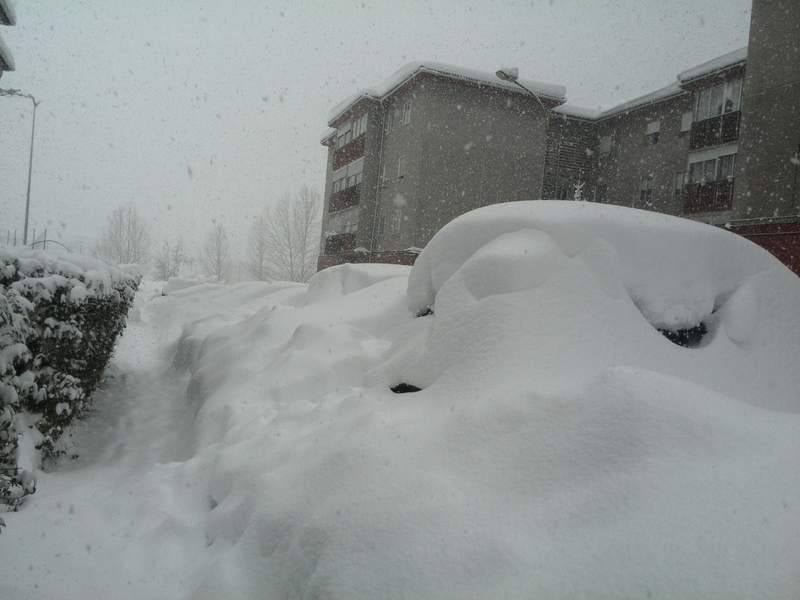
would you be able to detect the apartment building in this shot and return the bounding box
[0,0,15,78]
[318,63,564,270]
[319,0,800,273]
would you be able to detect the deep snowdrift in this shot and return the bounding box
[2,202,799,599]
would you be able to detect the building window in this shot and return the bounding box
[598,134,612,156]
[680,111,693,133]
[724,78,742,113]
[402,100,412,125]
[639,175,654,205]
[646,120,660,145]
[689,158,717,184]
[378,212,386,235]
[718,153,736,180]
[389,208,402,233]
[397,155,407,179]
[352,113,368,138]
[693,76,743,121]
[685,153,737,212]
[673,171,685,201]
[385,110,394,133]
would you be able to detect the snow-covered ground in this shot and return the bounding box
[1,201,800,599]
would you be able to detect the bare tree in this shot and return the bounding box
[153,238,186,281]
[202,223,230,282]
[170,238,186,276]
[96,204,149,264]
[246,215,270,281]
[154,242,172,281]
[261,186,321,282]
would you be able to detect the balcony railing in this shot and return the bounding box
[683,178,735,213]
[333,134,366,170]
[329,184,361,213]
[324,232,357,255]
[689,111,740,150]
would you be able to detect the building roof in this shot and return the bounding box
[552,104,602,120]
[320,126,337,145]
[555,81,685,122]
[597,81,686,120]
[0,33,14,72]
[328,61,566,126]
[0,0,15,26]
[678,46,747,84]
[556,46,747,123]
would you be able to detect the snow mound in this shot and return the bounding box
[403,201,799,411]
[164,277,205,294]
[409,200,775,328]
[304,262,410,305]
[3,206,800,599]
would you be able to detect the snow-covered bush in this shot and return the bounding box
[0,248,140,489]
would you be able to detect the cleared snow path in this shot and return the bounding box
[0,284,209,600]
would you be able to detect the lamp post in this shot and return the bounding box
[0,88,40,245]
[496,67,559,197]
[496,67,548,113]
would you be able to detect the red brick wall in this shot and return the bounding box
[731,222,800,276]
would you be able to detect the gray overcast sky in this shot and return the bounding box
[0,0,751,256]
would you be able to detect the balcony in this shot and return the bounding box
[329,184,361,213]
[683,178,735,213]
[324,232,357,255]
[333,134,365,170]
[689,111,740,150]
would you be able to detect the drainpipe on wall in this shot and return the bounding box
[791,143,800,213]
[369,100,387,253]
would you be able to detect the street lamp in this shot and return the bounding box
[0,88,40,245]
[496,67,548,113]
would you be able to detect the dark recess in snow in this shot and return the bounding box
[659,323,708,348]
[391,383,423,394]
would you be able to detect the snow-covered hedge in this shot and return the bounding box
[0,249,140,507]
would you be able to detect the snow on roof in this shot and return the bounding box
[320,127,337,145]
[551,82,685,123]
[0,0,15,26]
[597,81,685,120]
[552,104,601,120]
[328,61,566,125]
[544,47,749,123]
[678,46,747,83]
[0,33,14,72]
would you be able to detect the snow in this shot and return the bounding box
[329,61,566,125]
[0,247,135,306]
[319,126,337,145]
[2,201,800,598]
[552,103,601,120]
[164,277,206,294]
[679,46,747,83]
[550,82,684,121]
